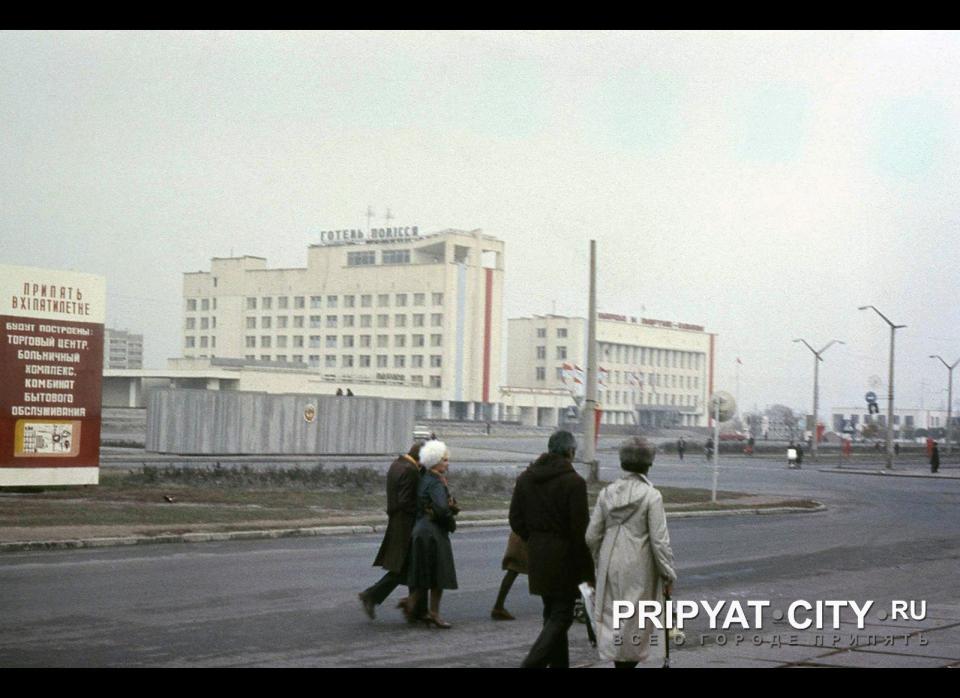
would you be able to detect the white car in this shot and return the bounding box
[413,425,434,441]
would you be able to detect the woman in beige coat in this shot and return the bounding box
[585,437,677,668]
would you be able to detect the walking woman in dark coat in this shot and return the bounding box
[931,441,940,474]
[406,439,459,628]
[357,442,422,620]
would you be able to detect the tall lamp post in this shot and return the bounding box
[858,305,906,470]
[929,355,960,456]
[582,240,599,483]
[793,338,845,460]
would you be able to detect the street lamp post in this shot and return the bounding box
[929,355,960,456]
[793,338,844,460]
[859,306,906,470]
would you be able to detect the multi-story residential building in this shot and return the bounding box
[103,328,143,369]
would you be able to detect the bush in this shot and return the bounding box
[122,463,516,496]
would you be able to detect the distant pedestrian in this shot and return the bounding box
[787,441,798,469]
[358,442,425,621]
[704,437,714,460]
[894,442,900,456]
[677,437,686,461]
[336,388,344,396]
[346,388,354,396]
[586,437,676,668]
[491,531,528,621]
[795,443,804,467]
[745,436,755,456]
[931,441,940,474]
[510,430,595,668]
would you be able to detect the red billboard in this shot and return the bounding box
[0,265,105,486]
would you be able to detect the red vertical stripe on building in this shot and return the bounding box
[708,333,716,427]
[482,269,493,403]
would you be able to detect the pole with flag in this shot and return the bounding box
[735,358,742,422]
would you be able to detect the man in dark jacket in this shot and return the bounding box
[358,442,423,619]
[510,430,595,668]
[931,441,940,474]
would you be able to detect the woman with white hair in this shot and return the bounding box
[405,439,459,628]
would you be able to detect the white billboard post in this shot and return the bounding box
[0,264,106,486]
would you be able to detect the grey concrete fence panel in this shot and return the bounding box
[146,389,415,455]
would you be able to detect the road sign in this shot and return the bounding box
[865,391,877,404]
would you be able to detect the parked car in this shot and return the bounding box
[719,432,747,441]
[413,425,435,441]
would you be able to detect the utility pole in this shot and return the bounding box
[929,355,960,456]
[735,359,741,423]
[711,396,720,503]
[859,306,906,470]
[582,240,599,483]
[793,338,844,460]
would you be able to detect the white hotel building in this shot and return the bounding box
[178,228,504,421]
[503,313,715,428]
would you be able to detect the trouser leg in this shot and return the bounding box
[494,570,519,609]
[521,595,575,668]
[363,571,402,606]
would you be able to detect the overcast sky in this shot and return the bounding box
[2,30,959,417]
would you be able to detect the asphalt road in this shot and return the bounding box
[2,441,959,667]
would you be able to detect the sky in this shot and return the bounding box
[2,30,959,418]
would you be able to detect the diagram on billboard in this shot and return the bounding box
[15,420,82,457]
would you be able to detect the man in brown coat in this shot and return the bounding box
[509,430,595,667]
[358,442,423,619]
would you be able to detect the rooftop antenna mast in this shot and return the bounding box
[366,205,374,233]
[384,207,394,226]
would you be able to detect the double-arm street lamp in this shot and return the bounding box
[793,338,845,460]
[929,355,960,456]
[858,305,906,470]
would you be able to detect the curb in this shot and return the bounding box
[817,468,960,480]
[0,504,824,553]
[666,502,826,519]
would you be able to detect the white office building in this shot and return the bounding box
[180,228,504,420]
[503,313,716,427]
[831,406,957,440]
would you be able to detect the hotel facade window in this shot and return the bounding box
[382,249,410,264]
[348,251,376,266]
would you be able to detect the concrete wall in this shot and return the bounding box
[145,389,415,455]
